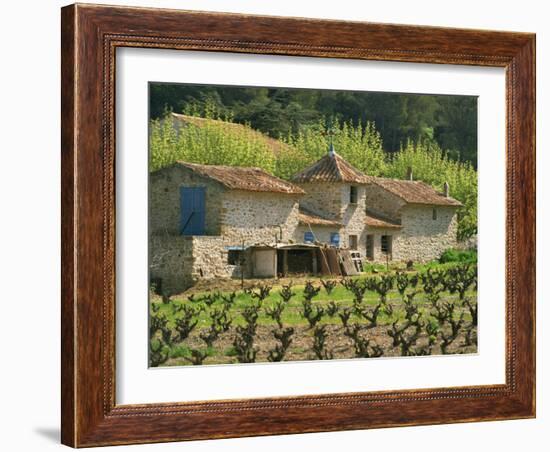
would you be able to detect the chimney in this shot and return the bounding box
[406,166,413,181]
[443,181,449,197]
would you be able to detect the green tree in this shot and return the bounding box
[383,140,478,239]
[149,84,478,167]
[434,96,478,167]
[282,119,386,177]
[149,115,276,173]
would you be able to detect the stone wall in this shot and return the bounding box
[150,165,224,235]
[392,205,458,262]
[364,228,402,263]
[363,184,459,263]
[293,225,342,245]
[191,192,301,282]
[220,191,301,247]
[364,183,405,218]
[149,235,249,294]
[295,181,369,254]
[295,181,345,219]
[149,234,193,295]
[340,184,368,255]
[188,236,245,281]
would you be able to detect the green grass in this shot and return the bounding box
[361,263,390,273]
[413,256,477,273]
[151,271,475,329]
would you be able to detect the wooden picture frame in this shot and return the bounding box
[61,3,535,447]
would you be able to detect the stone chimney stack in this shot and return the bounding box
[443,181,450,197]
[406,166,413,181]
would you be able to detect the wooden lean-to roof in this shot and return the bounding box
[298,206,342,227]
[368,177,463,207]
[291,150,370,184]
[176,162,304,194]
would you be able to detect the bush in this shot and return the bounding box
[439,248,477,264]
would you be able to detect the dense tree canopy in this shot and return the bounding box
[150,83,478,167]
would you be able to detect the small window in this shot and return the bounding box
[349,185,358,204]
[349,235,358,250]
[432,208,437,220]
[304,231,314,243]
[381,235,392,255]
[228,250,243,265]
[330,232,340,247]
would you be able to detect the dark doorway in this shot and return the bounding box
[349,234,358,250]
[277,248,317,275]
[381,235,393,256]
[288,249,314,274]
[366,234,374,260]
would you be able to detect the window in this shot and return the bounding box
[330,232,340,247]
[366,235,374,259]
[304,231,314,243]
[227,250,243,265]
[432,207,437,220]
[349,234,358,250]
[349,185,358,204]
[381,235,392,255]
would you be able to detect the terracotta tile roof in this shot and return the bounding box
[291,150,370,184]
[364,210,402,229]
[298,206,342,227]
[368,177,463,207]
[176,162,305,194]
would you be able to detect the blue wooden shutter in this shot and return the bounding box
[193,187,205,235]
[180,187,205,235]
[304,231,314,243]
[330,232,340,247]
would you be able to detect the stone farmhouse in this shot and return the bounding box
[150,148,462,294]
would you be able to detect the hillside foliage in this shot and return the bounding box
[150,84,478,166]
